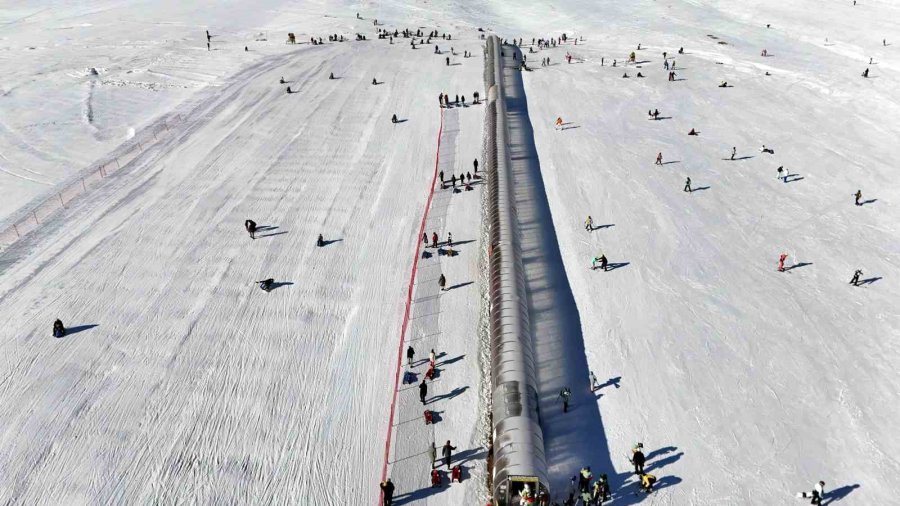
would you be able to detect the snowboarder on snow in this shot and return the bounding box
[850,269,863,286]
[778,253,788,272]
[407,345,415,366]
[419,379,428,404]
[854,190,862,206]
[442,441,457,469]
[797,481,826,504]
[52,319,66,338]
[258,278,275,291]
[438,274,447,291]
[684,177,692,192]
[558,386,572,412]
[245,219,257,239]
[380,478,395,506]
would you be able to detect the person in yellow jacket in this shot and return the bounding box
[640,473,656,493]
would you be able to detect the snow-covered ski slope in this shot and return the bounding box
[1,0,898,503]
[0,5,488,502]
[499,0,899,504]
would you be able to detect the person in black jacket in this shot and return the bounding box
[442,441,457,469]
[380,478,395,505]
[407,346,415,366]
[632,446,646,475]
[245,219,257,239]
[419,380,428,404]
[52,319,66,338]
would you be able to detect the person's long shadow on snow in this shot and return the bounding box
[822,483,860,504]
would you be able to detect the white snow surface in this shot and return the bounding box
[1,0,899,504]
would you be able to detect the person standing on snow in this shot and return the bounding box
[439,274,447,291]
[473,158,479,173]
[442,441,457,469]
[429,349,436,367]
[407,346,415,366]
[245,219,257,239]
[731,146,737,160]
[585,215,593,232]
[632,444,646,474]
[423,232,429,245]
[419,379,428,404]
[451,174,457,187]
[797,481,826,504]
[380,478,395,505]
[428,441,437,468]
[447,232,453,247]
[593,474,610,502]
[854,189,862,206]
[432,232,438,248]
[684,177,692,192]
[778,253,788,272]
[850,269,863,286]
[589,370,600,391]
[655,152,663,165]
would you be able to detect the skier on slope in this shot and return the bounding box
[796,481,826,504]
[245,219,257,239]
[52,319,66,338]
[419,379,428,404]
[258,278,275,291]
[778,253,788,272]
[850,269,863,286]
[407,345,415,366]
[442,441,457,469]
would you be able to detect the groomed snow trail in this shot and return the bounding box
[0,31,485,503]
[384,105,489,504]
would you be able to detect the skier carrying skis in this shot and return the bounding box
[438,274,447,291]
[797,481,826,504]
[419,379,428,404]
[407,345,415,366]
[850,269,863,286]
[258,278,275,292]
[585,215,593,232]
[778,253,788,272]
[854,190,862,206]
[245,219,257,239]
[558,386,572,413]
[52,319,66,338]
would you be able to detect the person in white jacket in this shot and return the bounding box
[797,481,825,504]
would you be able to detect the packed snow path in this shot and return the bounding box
[0,34,486,503]
[383,107,488,504]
